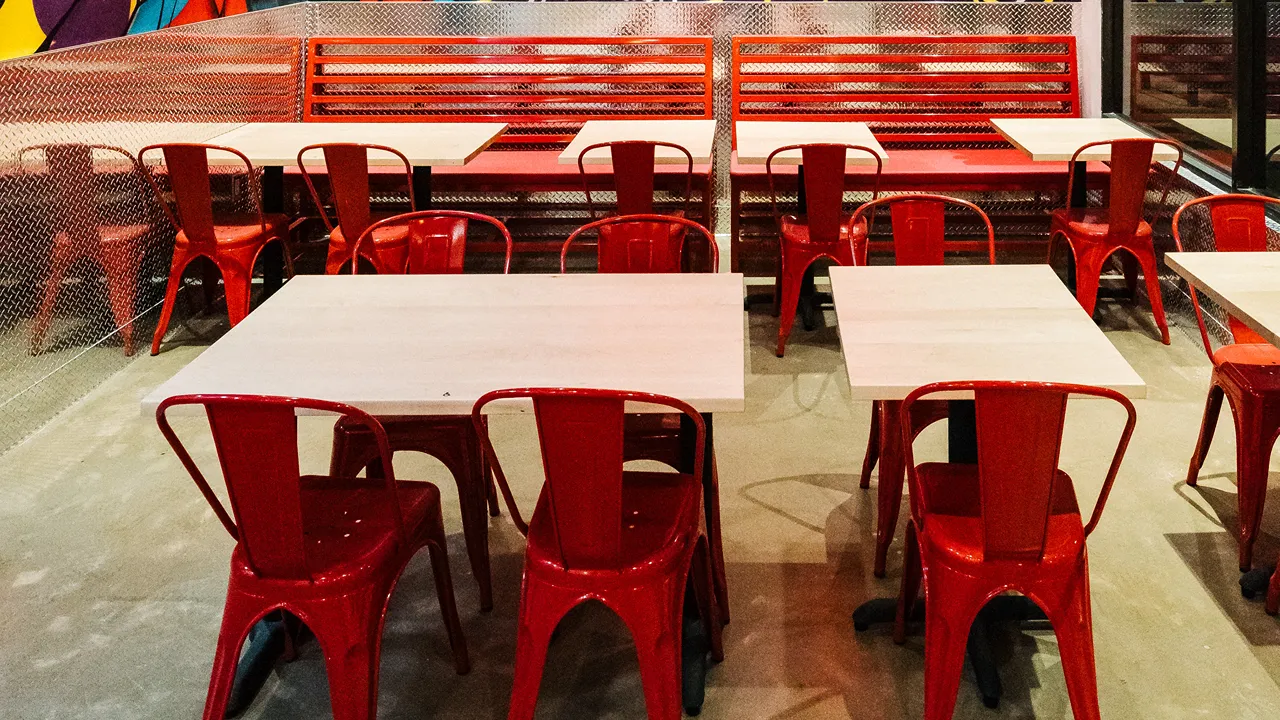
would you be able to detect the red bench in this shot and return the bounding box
[730,35,1091,275]
[303,36,716,252]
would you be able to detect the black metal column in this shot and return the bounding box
[1101,0,1125,115]
[1234,0,1269,191]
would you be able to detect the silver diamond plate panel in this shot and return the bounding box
[0,5,307,452]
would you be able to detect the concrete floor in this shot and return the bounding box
[2,299,1280,720]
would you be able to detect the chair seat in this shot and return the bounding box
[179,213,291,247]
[780,214,868,245]
[916,462,1084,567]
[1216,344,1280,392]
[230,475,439,584]
[1050,208,1153,241]
[526,470,700,572]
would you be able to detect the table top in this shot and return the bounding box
[204,122,509,167]
[734,121,887,165]
[992,118,1179,162]
[1166,251,1280,347]
[1171,117,1280,150]
[829,264,1147,400]
[559,120,717,166]
[143,273,747,416]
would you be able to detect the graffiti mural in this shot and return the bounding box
[0,0,136,59]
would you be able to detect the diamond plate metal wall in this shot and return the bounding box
[0,5,308,452]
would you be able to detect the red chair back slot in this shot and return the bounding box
[533,394,626,570]
[155,394,402,582]
[1173,194,1280,355]
[561,213,719,274]
[974,387,1069,562]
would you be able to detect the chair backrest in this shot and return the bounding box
[298,142,415,244]
[851,193,996,266]
[578,140,694,219]
[561,214,719,274]
[155,394,402,582]
[20,143,142,245]
[766,144,884,245]
[304,36,715,148]
[471,387,705,571]
[352,210,514,275]
[1066,138,1183,246]
[732,35,1081,148]
[139,143,265,246]
[900,381,1136,561]
[1172,194,1280,357]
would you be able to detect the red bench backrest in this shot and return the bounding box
[731,35,1080,148]
[304,36,714,147]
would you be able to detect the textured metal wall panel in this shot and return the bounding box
[0,5,307,451]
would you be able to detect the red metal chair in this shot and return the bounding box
[560,213,719,274]
[25,144,151,356]
[767,143,883,357]
[894,381,1136,720]
[1174,194,1280,575]
[578,140,694,219]
[1048,138,1183,345]
[139,143,297,355]
[156,394,469,720]
[472,388,723,720]
[848,194,997,577]
[330,209,513,612]
[560,212,730,622]
[297,142,415,274]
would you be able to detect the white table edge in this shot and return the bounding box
[1165,252,1280,348]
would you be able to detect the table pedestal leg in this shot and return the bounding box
[261,166,285,297]
[413,166,432,210]
[678,412,718,715]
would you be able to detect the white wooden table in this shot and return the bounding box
[1166,251,1280,347]
[733,121,887,165]
[1171,117,1280,151]
[831,264,1147,400]
[143,273,746,416]
[205,122,508,167]
[560,120,717,165]
[992,117,1179,163]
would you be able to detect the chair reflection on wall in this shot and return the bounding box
[25,144,153,356]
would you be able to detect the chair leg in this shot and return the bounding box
[776,254,808,357]
[705,457,730,625]
[691,539,724,662]
[874,401,905,578]
[455,428,495,612]
[425,506,471,675]
[151,247,194,355]
[619,579,685,720]
[894,521,923,645]
[219,248,256,327]
[101,246,141,357]
[859,400,881,489]
[921,567,985,720]
[311,591,382,720]
[1071,245,1109,319]
[1185,383,1225,487]
[30,241,73,355]
[201,593,270,720]
[1133,248,1171,344]
[1233,400,1277,571]
[1044,572,1102,720]
[507,578,579,720]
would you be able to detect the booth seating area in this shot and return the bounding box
[728,34,1099,274]
[302,36,717,251]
